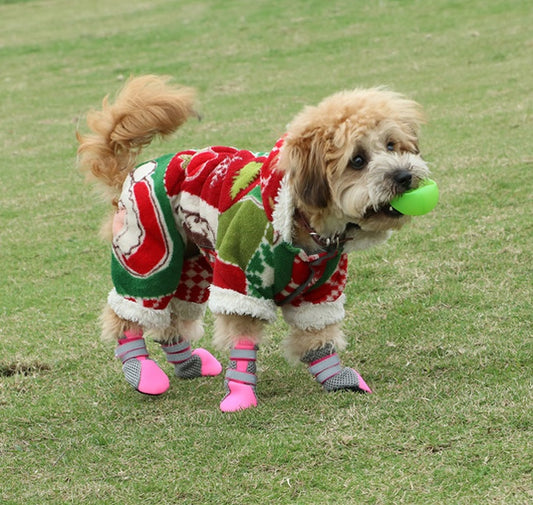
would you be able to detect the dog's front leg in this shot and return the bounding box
[286,323,372,394]
[213,314,265,412]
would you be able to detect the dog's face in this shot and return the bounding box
[280,88,430,234]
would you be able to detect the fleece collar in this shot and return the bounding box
[259,138,294,242]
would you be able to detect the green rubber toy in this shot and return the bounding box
[390,179,439,216]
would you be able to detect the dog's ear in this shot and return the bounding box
[284,131,330,209]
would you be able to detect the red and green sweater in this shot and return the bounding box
[109,138,369,331]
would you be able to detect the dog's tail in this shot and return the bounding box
[77,75,198,205]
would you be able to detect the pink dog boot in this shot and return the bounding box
[161,340,222,379]
[220,339,258,413]
[115,337,169,396]
[302,344,372,394]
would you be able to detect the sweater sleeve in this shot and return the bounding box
[281,253,348,330]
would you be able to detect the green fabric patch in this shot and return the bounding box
[111,154,185,299]
[179,154,193,170]
[272,242,299,295]
[216,200,270,271]
[246,236,275,299]
[230,162,262,199]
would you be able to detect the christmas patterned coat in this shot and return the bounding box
[108,138,391,332]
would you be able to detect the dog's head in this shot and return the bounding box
[279,88,430,236]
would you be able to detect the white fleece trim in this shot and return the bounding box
[107,289,171,329]
[168,298,207,320]
[281,294,346,330]
[271,174,294,242]
[208,286,278,323]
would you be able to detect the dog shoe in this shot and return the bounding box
[220,340,258,412]
[115,338,169,395]
[220,380,257,413]
[161,340,222,379]
[302,345,372,394]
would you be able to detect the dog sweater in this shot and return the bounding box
[108,138,348,330]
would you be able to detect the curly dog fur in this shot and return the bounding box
[77,75,430,409]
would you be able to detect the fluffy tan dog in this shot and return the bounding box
[77,75,430,411]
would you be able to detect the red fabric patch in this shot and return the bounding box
[213,259,247,295]
[120,182,170,276]
[175,255,213,304]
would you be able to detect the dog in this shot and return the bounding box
[77,75,430,411]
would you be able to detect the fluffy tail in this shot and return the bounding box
[77,75,198,205]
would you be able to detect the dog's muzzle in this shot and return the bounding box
[366,203,404,219]
[392,169,413,192]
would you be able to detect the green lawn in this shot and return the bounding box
[0,0,531,503]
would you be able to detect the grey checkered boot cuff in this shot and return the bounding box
[224,347,258,389]
[301,345,371,393]
[161,340,203,379]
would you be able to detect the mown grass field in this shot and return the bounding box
[0,0,531,503]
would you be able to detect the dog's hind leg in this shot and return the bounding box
[103,153,214,395]
[102,306,170,396]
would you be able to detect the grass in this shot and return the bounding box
[0,0,531,503]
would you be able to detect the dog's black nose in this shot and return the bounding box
[393,169,412,190]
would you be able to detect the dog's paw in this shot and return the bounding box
[122,358,170,395]
[220,381,258,412]
[162,342,222,379]
[323,368,372,394]
[192,348,223,377]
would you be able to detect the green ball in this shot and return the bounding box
[390,179,439,216]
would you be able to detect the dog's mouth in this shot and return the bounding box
[364,203,404,219]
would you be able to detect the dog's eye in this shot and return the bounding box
[386,141,395,152]
[349,155,366,170]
